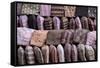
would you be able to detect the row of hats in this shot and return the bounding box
[17,3,96,17]
[17,27,96,47]
[17,15,96,31]
[17,44,96,65]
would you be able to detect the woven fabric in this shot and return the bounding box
[61,17,69,29]
[37,15,44,30]
[88,18,95,31]
[27,15,38,29]
[44,17,53,30]
[49,45,58,63]
[46,30,64,45]
[69,18,76,29]
[57,44,65,62]
[19,15,28,27]
[17,27,35,45]
[17,46,25,65]
[21,4,39,15]
[77,44,86,61]
[40,5,51,16]
[86,31,96,46]
[75,16,82,29]
[73,29,89,44]
[64,43,71,62]
[88,7,96,17]
[53,16,61,30]
[31,30,48,47]
[71,44,78,61]
[51,5,64,16]
[33,46,44,63]
[64,6,76,17]
[85,45,95,60]
[81,16,89,29]
[41,45,49,63]
[25,46,35,64]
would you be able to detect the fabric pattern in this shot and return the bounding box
[17,46,25,65]
[44,17,53,30]
[40,5,51,16]
[51,5,64,16]
[49,45,58,63]
[41,45,49,63]
[88,18,95,31]
[17,27,35,45]
[46,30,64,45]
[88,7,96,17]
[21,4,39,15]
[75,16,82,29]
[27,15,38,29]
[69,18,76,29]
[33,46,44,63]
[77,44,86,61]
[85,45,95,60]
[71,44,78,61]
[53,16,61,30]
[37,15,44,30]
[81,16,89,29]
[30,30,48,47]
[17,3,22,15]
[19,15,28,27]
[64,6,76,17]
[57,44,65,62]
[64,43,72,62]
[86,31,96,46]
[73,29,89,44]
[61,17,69,29]
[25,46,35,64]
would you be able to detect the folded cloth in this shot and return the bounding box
[64,43,71,62]
[30,30,48,47]
[17,46,25,65]
[81,16,89,29]
[17,3,22,15]
[88,18,95,31]
[53,16,61,30]
[37,15,44,30]
[64,6,76,17]
[44,17,53,30]
[25,45,35,64]
[17,27,35,45]
[69,18,76,29]
[17,16,22,27]
[77,44,86,61]
[41,45,49,63]
[61,30,74,44]
[88,7,96,17]
[19,15,28,27]
[21,4,39,15]
[57,44,65,62]
[86,31,96,46]
[46,30,64,45]
[27,15,38,29]
[49,45,58,63]
[71,44,78,61]
[40,5,51,16]
[85,45,95,60]
[33,46,44,63]
[61,17,69,29]
[75,16,82,29]
[51,5,64,17]
[73,29,89,44]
